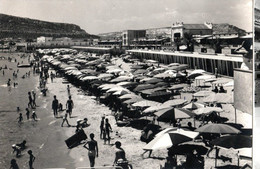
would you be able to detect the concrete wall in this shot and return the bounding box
[234,69,253,114]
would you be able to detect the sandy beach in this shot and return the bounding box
[0,51,252,169]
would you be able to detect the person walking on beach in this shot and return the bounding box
[27,150,35,169]
[104,118,112,144]
[32,91,36,107]
[7,78,11,86]
[17,113,23,123]
[52,95,59,117]
[25,108,30,120]
[28,92,33,109]
[100,116,105,139]
[31,111,37,121]
[67,85,70,95]
[83,133,98,168]
[10,159,19,169]
[61,111,70,127]
[66,96,74,118]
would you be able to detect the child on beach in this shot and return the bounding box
[31,111,37,121]
[10,159,19,169]
[27,150,35,169]
[66,96,74,118]
[61,111,70,127]
[26,108,30,120]
[52,95,59,117]
[17,113,23,123]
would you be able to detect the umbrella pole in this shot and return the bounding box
[235,108,237,124]
[193,118,195,128]
[237,151,240,167]
[215,147,217,167]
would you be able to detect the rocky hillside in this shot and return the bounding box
[98,24,246,40]
[0,13,98,39]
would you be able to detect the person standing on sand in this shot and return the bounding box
[26,108,30,120]
[100,116,105,139]
[52,95,59,117]
[32,91,36,107]
[28,92,33,109]
[61,111,70,127]
[10,159,19,169]
[17,113,23,123]
[83,133,98,168]
[104,118,112,144]
[66,96,74,118]
[27,150,35,169]
[67,85,70,95]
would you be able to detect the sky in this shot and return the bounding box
[0,0,253,35]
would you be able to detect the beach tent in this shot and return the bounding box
[195,123,241,134]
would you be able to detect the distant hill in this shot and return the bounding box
[0,13,99,39]
[98,24,246,40]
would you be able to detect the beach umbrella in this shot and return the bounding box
[162,99,187,107]
[140,87,166,95]
[194,107,223,115]
[191,69,206,75]
[203,93,233,104]
[154,73,173,79]
[168,64,189,71]
[154,82,168,87]
[146,59,158,63]
[193,91,212,97]
[145,78,163,84]
[123,97,144,104]
[98,73,114,79]
[140,77,154,83]
[133,84,156,92]
[168,63,180,67]
[169,84,188,90]
[195,123,241,134]
[164,70,177,75]
[143,131,194,150]
[147,91,172,98]
[155,108,194,121]
[132,100,161,108]
[119,93,141,99]
[106,68,123,74]
[172,72,186,78]
[210,135,252,149]
[64,66,78,71]
[106,86,125,93]
[116,81,138,87]
[183,102,205,110]
[143,104,170,113]
[112,89,131,96]
[133,69,148,75]
[172,144,209,155]
[110,76,133,83]
[131,65,144,69]
[99,84,119,91]
[82,76,99,81]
